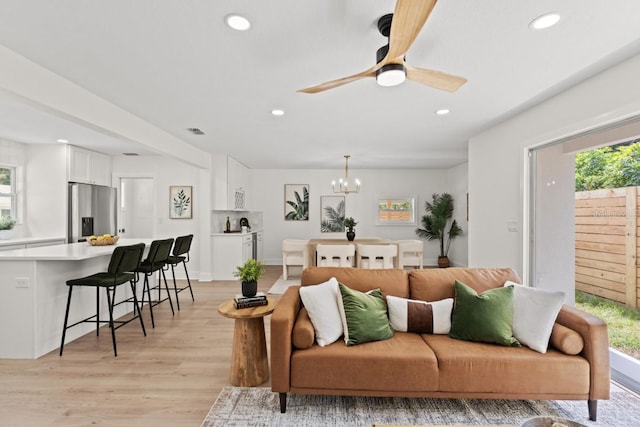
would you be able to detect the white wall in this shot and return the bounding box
[468,53,640,276]
[112,155,207,279]
[251,168,467,267]
[446,162,469,267]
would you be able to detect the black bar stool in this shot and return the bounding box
[60,243,146,357]
[137,238,175,328]
[165,234,194,310]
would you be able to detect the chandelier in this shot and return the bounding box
[332,155,361,195]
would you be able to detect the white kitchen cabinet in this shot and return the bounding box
[212,155,250,211]
[68,145,112,186]
[211,233,254,280]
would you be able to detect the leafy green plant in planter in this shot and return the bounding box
[234,258,265,297]
[343,217,358,241]
[415,193,463,268]
[0,216,16,230]
[0,216,16,240]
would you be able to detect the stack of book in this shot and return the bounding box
[234,292,268,309]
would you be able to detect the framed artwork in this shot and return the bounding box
[320,196,345,232]
[170,186,192,219]
[376,196,416,226]
[284,184,309,221]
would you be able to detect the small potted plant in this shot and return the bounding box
[0,216,16,240]
[234,258,265,297]
[343,217,358,241]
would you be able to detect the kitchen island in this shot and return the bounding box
[0,239,153,359]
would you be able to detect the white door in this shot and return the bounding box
[119,177,154,238]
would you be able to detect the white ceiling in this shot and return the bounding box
[0,0,639,170]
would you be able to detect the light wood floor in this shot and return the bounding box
[0,265,284,426]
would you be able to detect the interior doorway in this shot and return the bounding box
[118,177,154,238]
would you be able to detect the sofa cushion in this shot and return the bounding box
[302,267,410,298]
[550,323,584,355]
[292,307,315,350]
[299,277,343,346]
[409,268,521,302]
[449,280,520,347]
[386,295,453,334]
[337,284,394,346]
[505,281,565,353]
[422,334,590,395]
[291,332,439,392]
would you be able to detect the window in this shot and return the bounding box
[0,165,16,218]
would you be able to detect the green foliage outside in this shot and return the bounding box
[0,216,16,230]
[575,291,640,360]
[575,140,640,191]
[0,168,10,185]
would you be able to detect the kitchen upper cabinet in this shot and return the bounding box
[212,154,250,210]
[68,145,112,186]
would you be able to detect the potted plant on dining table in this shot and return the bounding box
[343,217,358,241]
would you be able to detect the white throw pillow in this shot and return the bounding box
[504,281,565,353]
[386,295,454,334]
[299,277,342,346]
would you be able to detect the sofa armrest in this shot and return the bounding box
[270,286,301,393]
[556,304,610,400]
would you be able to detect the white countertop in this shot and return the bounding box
[0,237,65,247]
[0,238,154,261]
[211,229,262,236]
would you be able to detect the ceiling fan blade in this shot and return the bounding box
[406,64,467,92]
[297,68,376,94]
[383,0,438,64]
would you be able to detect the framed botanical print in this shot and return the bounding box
[170,186,192,219]
[320,195,345,232]
[284,184,309,221]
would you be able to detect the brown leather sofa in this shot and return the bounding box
[271,267,610,421]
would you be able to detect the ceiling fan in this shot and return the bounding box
[297,0,467,94]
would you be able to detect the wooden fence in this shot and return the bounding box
[575,187,639,308]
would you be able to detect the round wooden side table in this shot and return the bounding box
[218,298,276,387]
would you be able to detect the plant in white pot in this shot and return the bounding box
[0,216,16,240]
[415,193,463,268]
[234,258,265,297]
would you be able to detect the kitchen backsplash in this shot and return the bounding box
[212,211,263,233]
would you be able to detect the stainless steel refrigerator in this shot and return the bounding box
[68,183,117,242]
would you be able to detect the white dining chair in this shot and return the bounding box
[282,239,309,279]
[316,244,355,267]
[356,244,397,269]
[395,240,424,269]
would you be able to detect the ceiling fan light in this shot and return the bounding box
[376,64,406,87]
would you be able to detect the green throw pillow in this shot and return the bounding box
[449,280,520,347]
[338,283,394,346]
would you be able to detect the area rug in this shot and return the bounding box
[268,276,300,294]
[201,387,640,427]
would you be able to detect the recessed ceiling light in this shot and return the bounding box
[56,138,69,143]
[529,13,560,30]
[271,109,285,116]
[225,14,251,31]
[435,109,450,116]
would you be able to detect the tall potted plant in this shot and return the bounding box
[0,216,16,240]
[234,258,265,297]
[415,193,462,268]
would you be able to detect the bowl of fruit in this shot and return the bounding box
[87,234,119,246]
